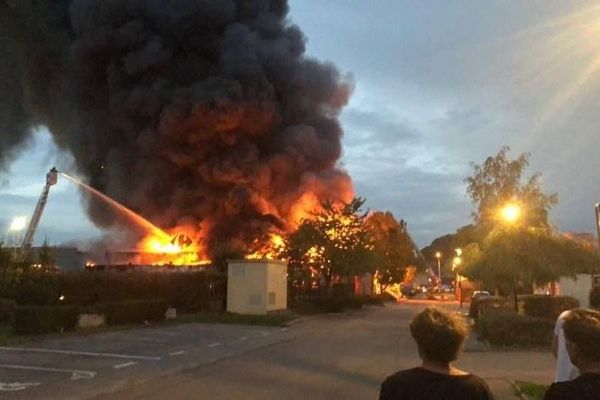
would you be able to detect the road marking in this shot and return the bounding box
[280,327,289,332]
[0,346,161,360]
[113,361,137,369]
[169,351,186,356]
[208,342,222,348]
[0,382,41,392]
[260,331,270,337]
[0,364,96,380]
[239,336,248,341]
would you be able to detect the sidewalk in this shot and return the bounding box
[486,378,522,400]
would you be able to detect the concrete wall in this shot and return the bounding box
[227,260,287,315]
[266,262,287,312]
[557,274,600,308]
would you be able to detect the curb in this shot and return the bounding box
[508,378,530,400]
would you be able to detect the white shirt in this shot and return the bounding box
[554,310,580,382]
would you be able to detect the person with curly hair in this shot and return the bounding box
[543,308,600,400]
[379,307,493,400]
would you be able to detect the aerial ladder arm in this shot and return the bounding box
[21,167,58,253]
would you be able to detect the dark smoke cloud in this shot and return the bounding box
[0,0,353,256]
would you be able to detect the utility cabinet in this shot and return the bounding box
[227,259,288,315]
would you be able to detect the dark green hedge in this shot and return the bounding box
[590,286,600,309]
[0,298,16,323]
[478,311,554,347]
[14,305,79,335]
[5,271,224,312]
[358,295,385,306]
[523,295,579,320]
[97,299,168,325]
[470,296,512,322]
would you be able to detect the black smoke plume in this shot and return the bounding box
[0,0,353,256]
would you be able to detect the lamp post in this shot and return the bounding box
[499,201,523,312]
[595,203,600,252]
[453,248,462,307]
[435,251,442,288]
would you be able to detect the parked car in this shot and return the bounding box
[471,291,491,301]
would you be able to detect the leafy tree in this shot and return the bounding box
[285,197,376,292]
[459,225,600,310]
[421,225,483,279]
[465,146,558,229]
[365,211,422,291]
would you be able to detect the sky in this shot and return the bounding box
[2,1,600,248]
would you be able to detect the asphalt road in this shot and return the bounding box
[0,303,555,400]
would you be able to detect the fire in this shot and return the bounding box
[138,228,207,266]
[246,233,286,260]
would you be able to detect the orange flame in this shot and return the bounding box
[246,233,286,260]
[138,227,209,266]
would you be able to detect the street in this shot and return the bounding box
[0,303,555,399]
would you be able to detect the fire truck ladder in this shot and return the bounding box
[21,167,58,253]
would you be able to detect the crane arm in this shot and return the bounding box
[21,168,58,252]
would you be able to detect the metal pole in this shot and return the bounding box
[595,203,600,252]
[437,258,441,287]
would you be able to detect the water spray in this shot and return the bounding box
[59,171,171,241]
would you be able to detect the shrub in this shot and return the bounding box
[590,286,600,309]
[359,295,384,306]
[14,272,63,306]
[344,297,363,310]
[523,295,579,320]
[10,271,225,312]
[14,305,79,335]
[470,296,511,322]
[478,311,554,347]
[310,298,345,313]
[331,283,355,299]
[99,299,168,325]
[377,292,397,302]
[0,298,16,323]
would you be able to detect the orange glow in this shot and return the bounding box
[246,233,286,260]
[138,227,208,266]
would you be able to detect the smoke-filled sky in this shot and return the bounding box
[2,1,600,248]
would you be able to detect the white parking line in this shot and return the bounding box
[169,351,186,356]
[260,331,271,337]
[0,364,96,380]
[0,346,161,360]
[208,342,222,348]
[239,336,248,341]
[280,327,289,332]
[113,361,137,369]
[0,382,41,392]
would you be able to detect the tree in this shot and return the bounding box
[0,240,15,281]
[285,197,376,292]
[37,238,55,271]
[465,146,558,229]
[459,225,600,310]
[421,224,484,279]
[365,211,422,291]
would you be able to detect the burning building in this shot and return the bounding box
[0,1,353,260]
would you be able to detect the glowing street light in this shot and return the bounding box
[8,216,27,232]
[435,251,442,286]
[452,248,463,306]
[500,203,521,224]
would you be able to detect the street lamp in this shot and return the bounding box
[499,203,521,224]
[435,251,442,287]
[452,248,463,307]
[595,203,600,252]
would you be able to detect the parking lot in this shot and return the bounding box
[0,322,297,399]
